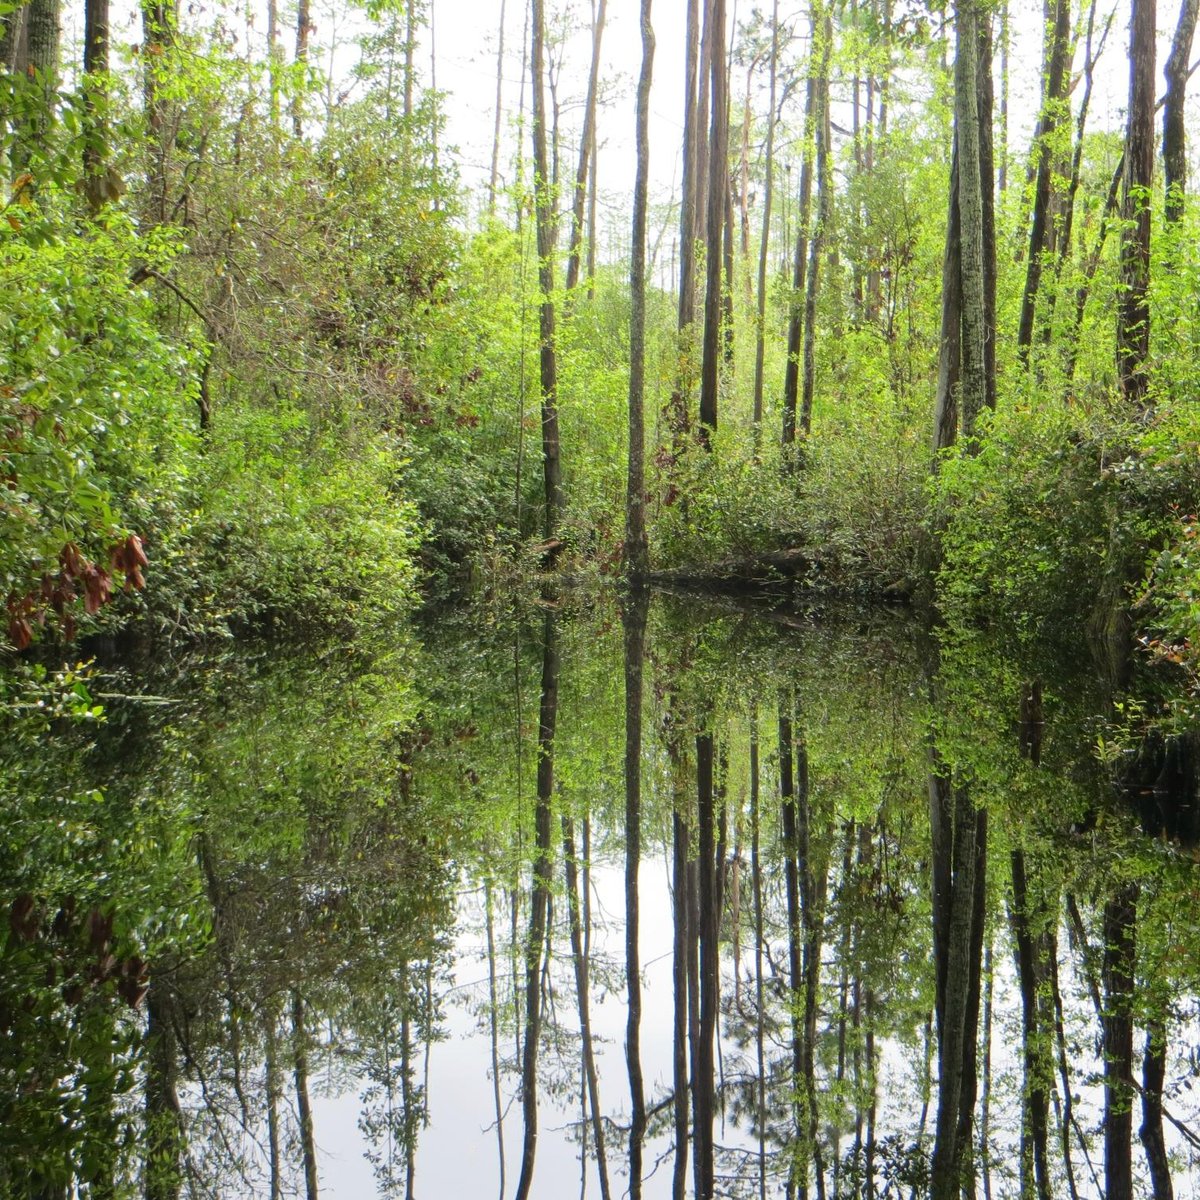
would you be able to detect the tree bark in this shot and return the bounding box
[1140,1019,1174,1200]
[565,0,607,298]
[1102,884,1138,1200]
[1016,0,1071,365]
[1164,0,1199,224]
[698,0,728,445]
[514,613,559,1200]
[531,0,563,535]
[292,991,319,1200]
[625,0,653,579]
[1117,0,1155,408]
[751,0,779,444]
[623,592,649,1200]
[488,0,507,215]
[292,0,310,136]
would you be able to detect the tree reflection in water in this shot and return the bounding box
[4,595,1200,1198]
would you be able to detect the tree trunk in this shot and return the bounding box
[488,0,507,215]
[1164,0,1199,224]
[799,6,832,437]
[531,0,563,536]
[1016,0,1071,365]
[625,0,653,579]
[779,707,805,1198]
[1102,884,1138,1200]
[1140,1019,1174,1200]
[751,0,779,444]
[82,0,111,212]
[144,984,183,1200]
[623,592,649,1200]
[1117,0,1155,408]
[565,0,607,299]
[698,0,728,445]
[781,13,818,453]
[292,991,319,1200]
[513,613,559,1200]
[562,812,611,1200]
[292,0,309,136]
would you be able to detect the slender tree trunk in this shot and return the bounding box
[623,592,649,1200]
[144,984,183,1200]
[779,707,805,1199]
[751,0,779,443]
[781,16,818,452]
[750,717,767,1200]
[488,0,507,215]
[679,0,702,331]
[1140,1019,1174,1200]
[292,991,319,1200]
[565,0,607,299]
[1102,884,1138,1200]
[1164,0,1199,224]
[933,147,962,455]
[698,0,728,445]
[82,0,111,212]
[562,813,611,1200]
[531,0,563,535]
[625,0,653,579]
[1117,0,1155,408]
[1016,0,1071,365]
[292,0,309,137]
[694,725,721,1200]
[799,5,832,437]
[514,613,559,1200]
[484,878,507,1200]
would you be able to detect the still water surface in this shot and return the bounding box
[3,591,1199,1199]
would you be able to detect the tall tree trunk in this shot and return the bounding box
[933,147,962,455]
[531,0,563,535]
[1117,0,1155,409]
[514,613,559,1200]
[488,0,507,215]
[144,984,183,1200]
[1015,0,1071,365]
[484,878,507,1200]
[1140,1019,1174,1200]
[799,5,832,437]
[82,0,111,212]
[781,13,818,453]
[562,813,611,1200]
[751,0,780,443]
[1164,0,1199,224]
[623,592,649,1200]
[750,717,767,1200]
[292,991,319,1200]
[292,0,309,136]
[625,0,653,579]
[678,0,702,332]
[565,0,607,299]
[779,706,805,1199]
[1102,884,1138,1200]
[693,725,722,1200]
[698,0,728,445]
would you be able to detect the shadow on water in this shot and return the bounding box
[3,591,1200,1198]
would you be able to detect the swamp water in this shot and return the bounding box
[3,592,1200,1199]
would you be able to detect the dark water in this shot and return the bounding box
[3,591,1199,1199]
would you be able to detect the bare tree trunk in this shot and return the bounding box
[623,592,649,1200]
[562,813,611,1200]
[1140,1019,1174,1200]
[292,991,319,1200]
[678,0,702,332]
[488,0,507,215]
[750,717,767,1200]
[933,147,961,456]
[514,614,559,1200]
[781,14,818,453]
[1164,0,1199,224]
[625,0,653,580]
[751,0,779,443]
[483,878,507,1200]
[779,706,805,1200]
[266,1002,283,1200]
[1015,0,1071,365]
[292,0,309,136]
[565,0,607,299]
[82,0,111,212]
[1102,884,1138,1200]
[531,0,563,536]
[698,0,728,445]
[799,5,832,437]
[1117,0,1155,408]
